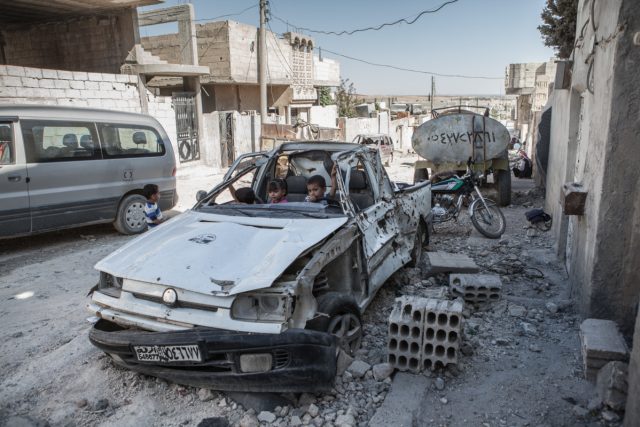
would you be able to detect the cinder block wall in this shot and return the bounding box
[0,10,137,74]
[0,65,178,162]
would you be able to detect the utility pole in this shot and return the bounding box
[258,0,268,124]
[430,76,435,113]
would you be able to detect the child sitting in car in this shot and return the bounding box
[305,165,338,204]
[268,179,288,203]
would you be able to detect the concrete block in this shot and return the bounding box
[88,72,103,81]
[0,66,8,76]
[65,89,81,98]
[450,274,502,306]
[39,79,56,89]
[388,296,427,373]
[99,82,114,91]
[69,81,85,90]
[84,81,99,90]
[426,252,480,275]
[24,68,42,79]
[56,70,74,80]
[0,87,17,97]
[368,372,430,427]
[580,319,629,381]
[41,69,58,79]
[54,80,70,89]
[21,77,39,88]
[597,361,628,411]
[5,65,26,77]
[73,71,89,80]
[1,76,22,87]
[421,298,463,370]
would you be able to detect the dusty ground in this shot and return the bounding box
[0,153,615,427]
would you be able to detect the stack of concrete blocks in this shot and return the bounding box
[449,274,502,306]
[579,319,629,381]
[388,296,463,372]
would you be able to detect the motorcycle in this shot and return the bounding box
[430,161,506,238]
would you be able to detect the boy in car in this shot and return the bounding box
[305,165,338,203]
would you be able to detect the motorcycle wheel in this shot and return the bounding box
[470,198,506,239]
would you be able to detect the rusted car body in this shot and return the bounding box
[87,142,431,392]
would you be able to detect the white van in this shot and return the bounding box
[0,105,177,238]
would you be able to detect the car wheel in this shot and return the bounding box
[314,292,362,356]
[113,194,147,235]
[408,222,425,267]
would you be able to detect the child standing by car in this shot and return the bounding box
[143,184,165,229]
[268,179,288,203]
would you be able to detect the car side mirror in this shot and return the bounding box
[196,190,208,202]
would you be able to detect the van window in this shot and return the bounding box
[98,124,165,158]
[0,123,14,165]
[21,120,100,162]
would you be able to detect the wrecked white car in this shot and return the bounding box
[87,142,431,392]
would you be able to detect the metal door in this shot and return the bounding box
[173,93,200,163]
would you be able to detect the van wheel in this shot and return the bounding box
[114,194,147,235]
[313,292,362,356]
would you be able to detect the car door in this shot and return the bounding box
[335,150,406,297]
[0,120,31,237]
[20,119,107,232]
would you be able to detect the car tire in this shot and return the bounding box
[313,292,362,356]
[495,169,511,206]
[113,194,148,235]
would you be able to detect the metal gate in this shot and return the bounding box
[173,92,200,163]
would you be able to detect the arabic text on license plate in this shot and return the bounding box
[133,344,202,362]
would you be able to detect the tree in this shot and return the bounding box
[538,0,578,59]
[336,78,361,118]
[318,87,333,107]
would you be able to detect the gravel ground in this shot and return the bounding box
[0,153,618,427]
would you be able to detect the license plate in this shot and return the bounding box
[133,344,202,363]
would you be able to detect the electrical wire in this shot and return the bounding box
[319,47,504,80]
[271,0,459,36]
[193,4,258,22]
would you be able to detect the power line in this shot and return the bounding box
[271,0,459,36]
[320,47,504,80]
[193,3,258,22]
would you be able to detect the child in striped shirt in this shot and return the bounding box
[143,184,164,229]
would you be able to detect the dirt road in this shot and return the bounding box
[0,154,604,427]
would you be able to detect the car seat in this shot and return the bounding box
[285,176,308,202]
[348,170,374,211]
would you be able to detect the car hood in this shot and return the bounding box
[96,210,348,296]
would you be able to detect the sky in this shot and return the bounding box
[140,0,557,96]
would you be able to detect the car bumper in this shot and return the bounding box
[89,320,337,392]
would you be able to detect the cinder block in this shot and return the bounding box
[88,72,103,82]
[69,81,85,90]
[24,68,43,79]
[421,298,463,371]
[54,80,70,89]
[450,274,502,306]
[5,65,26,77]
[0,87,17,97]
[39,79,56,89]
[56,70,74,80]
[21,77,39,88]
[387,296,427,373]
[41,69,58,79]
[580,318,629,381]
[1,76,22,87]
[426,252,480,275]
[73,71,89,80]
[99,82,114,91]
[84,81,99,90]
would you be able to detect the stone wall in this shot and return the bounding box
[0,64,179,163]
[544,0,640,334]
[1,10,137,74]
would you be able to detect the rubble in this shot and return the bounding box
[596,361,628,410]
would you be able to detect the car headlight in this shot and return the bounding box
[231,293,291,322]
[98,271,123,298]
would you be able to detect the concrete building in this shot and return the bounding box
[539,1,639,424]
[0,1,213,167]
[505,60,557,147]
[140,21,340,124]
